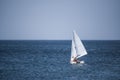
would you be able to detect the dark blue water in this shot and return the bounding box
[0,40,120,80]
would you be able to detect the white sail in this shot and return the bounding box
[70,37,77,64]
[70,31,87,64]
[73,31,87,58]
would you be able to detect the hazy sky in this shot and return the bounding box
[0,0,120,40]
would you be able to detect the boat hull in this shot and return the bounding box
[70,60,85,64]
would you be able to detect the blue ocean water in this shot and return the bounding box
[0,40,120,80]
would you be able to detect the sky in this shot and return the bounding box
[0,0,120,40]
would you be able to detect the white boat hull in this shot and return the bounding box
[70,60,85,64]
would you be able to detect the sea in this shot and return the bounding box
[0,40,120,80]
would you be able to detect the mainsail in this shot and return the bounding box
[70,31,87,64]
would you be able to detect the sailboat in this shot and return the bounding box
[70,31,88,64]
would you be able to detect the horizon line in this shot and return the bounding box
[0,39,120,41]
